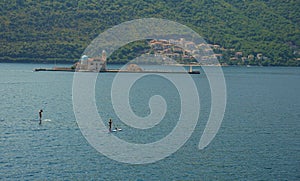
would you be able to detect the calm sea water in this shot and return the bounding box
[0,63,299,180]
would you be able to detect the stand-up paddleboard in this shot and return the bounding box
[112,128,122,132]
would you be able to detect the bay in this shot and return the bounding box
[0,63,299,180]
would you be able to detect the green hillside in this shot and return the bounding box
[0,0,299,66]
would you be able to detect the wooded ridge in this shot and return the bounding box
[1,0,299,66]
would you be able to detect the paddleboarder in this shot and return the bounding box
[39,109,43,124]
[109,118,112,132]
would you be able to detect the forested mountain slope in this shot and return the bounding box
[1,0,299,66]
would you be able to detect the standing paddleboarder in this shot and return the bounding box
[109,118,112,132]
[39,109,43,124]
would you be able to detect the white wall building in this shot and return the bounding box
[77,50,107,72]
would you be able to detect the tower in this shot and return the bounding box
[101,50,107,71]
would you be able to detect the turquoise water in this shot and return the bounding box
[0,63,299,180]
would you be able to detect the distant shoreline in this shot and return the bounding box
[0,60,299,67]
[0,59,76,64]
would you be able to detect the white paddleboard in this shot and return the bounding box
[112,128,122,132]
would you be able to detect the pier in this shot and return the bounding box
[34,67,200,74]
[34,58,200,74]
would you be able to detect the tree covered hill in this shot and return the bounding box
[0,0,299,66]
